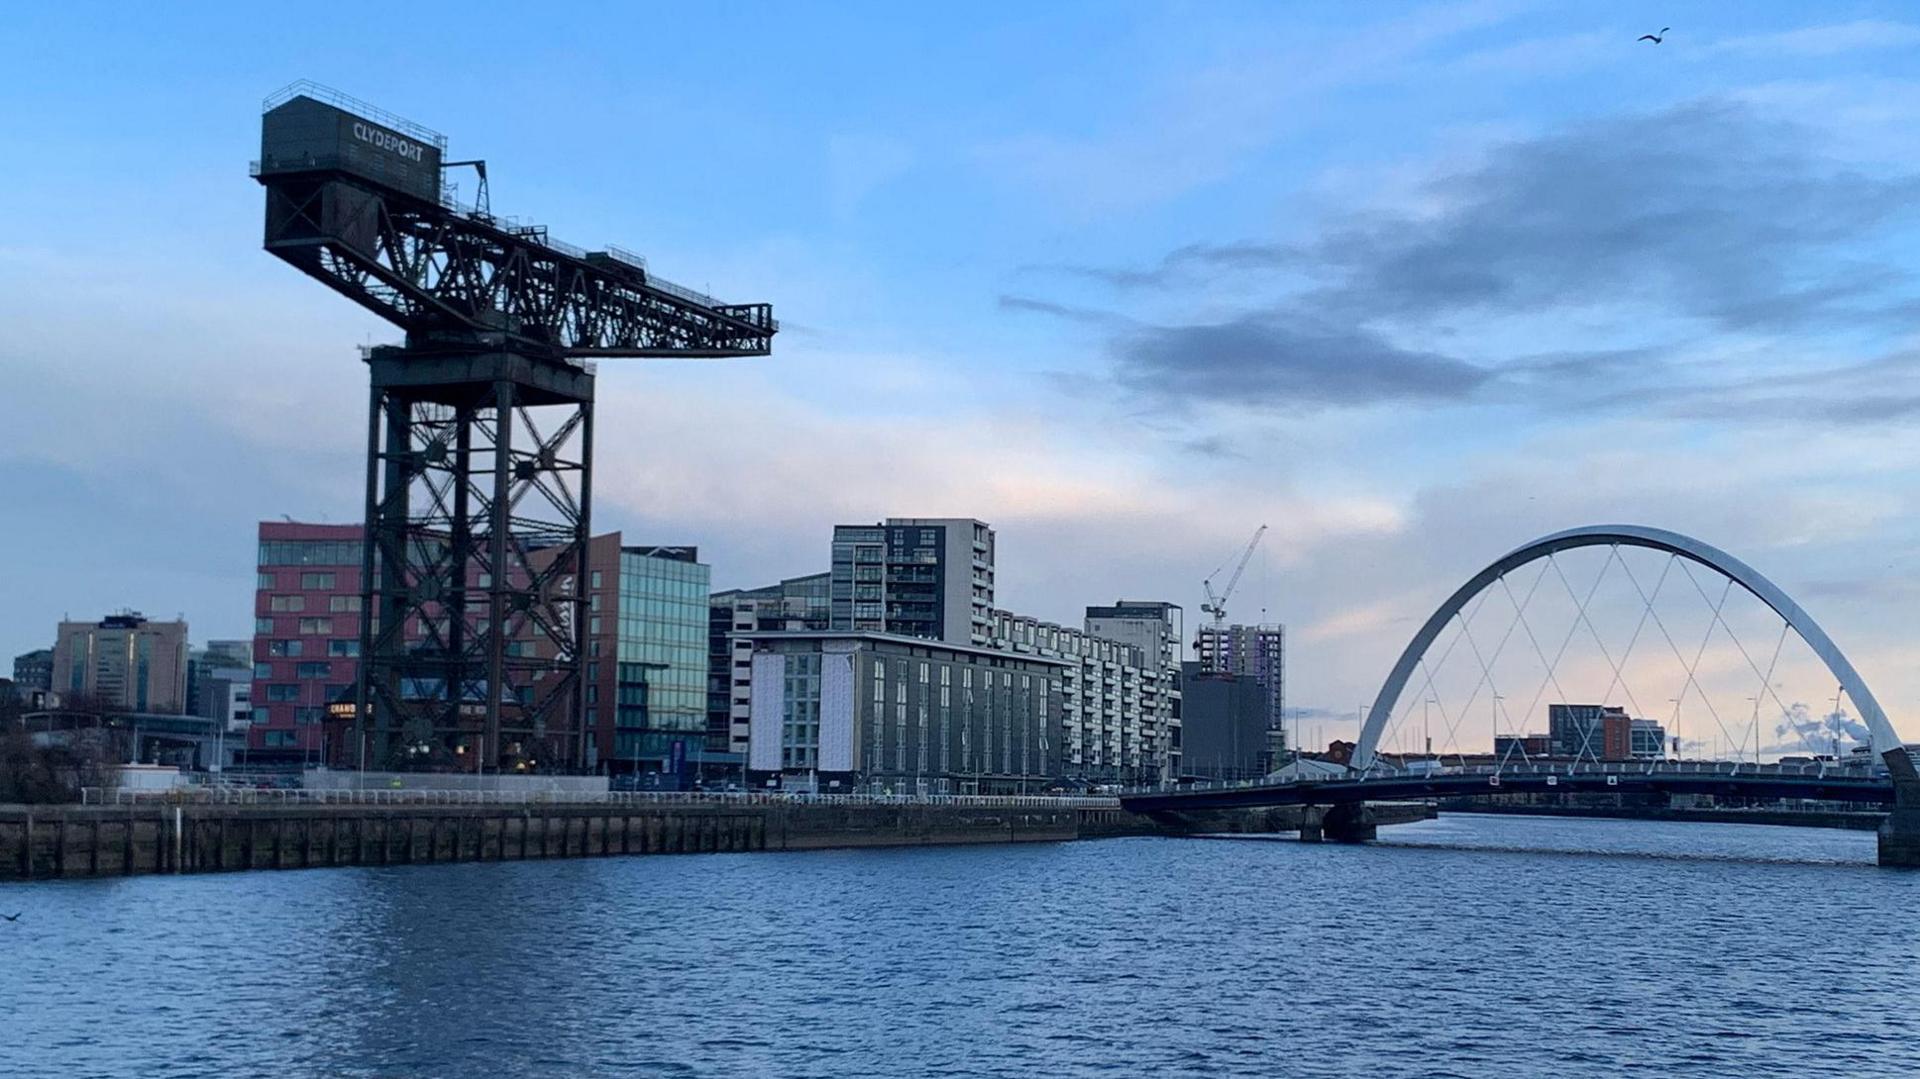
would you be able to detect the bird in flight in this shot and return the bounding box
[1,913,21,922]
[1638,27,1670,44]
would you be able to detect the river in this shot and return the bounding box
[3,813,1917,1077]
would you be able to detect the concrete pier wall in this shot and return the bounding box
[0,801,1212,881]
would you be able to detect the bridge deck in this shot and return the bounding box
[1122,762,1895,813]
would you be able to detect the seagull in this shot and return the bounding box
[1638,27,1669,44]
[1,913,20,922]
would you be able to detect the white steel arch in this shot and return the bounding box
[1352,524,1903,771]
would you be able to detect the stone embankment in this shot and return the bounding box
[0,794,1313,881]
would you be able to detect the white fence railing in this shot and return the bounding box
[79,788,1121,810]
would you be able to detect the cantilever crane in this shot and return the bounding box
[252,82,774,775]
[1201,525,1268,635]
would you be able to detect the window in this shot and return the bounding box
[294,707,324,724]
[268,640,302,658]
[328,639,359,657]
[301,572,335,590]
[264,730,296,747]
[257,572,275,589]
[254,617,273,634]
[298,617,333,635]
[297,662,329,678]
[269,594,305,612]
[329,595,362,613]
[253,663,272,680]
[258,539,363,566]
[591,570,603,589]
[265,684,299,702]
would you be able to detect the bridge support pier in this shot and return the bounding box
[1300,805,1376,844]
[1877,749,1920,868]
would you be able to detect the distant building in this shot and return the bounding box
[709,572,830,757]
[575,538,714,783]
[251,522,366,762]
[744,630,1063,794]
[11,648,53,693]
[1629,718,1668,759]
[988,608,1180,785]
[830,518,995,646]
[1192,623,1285,749]
[1494,733,1551,760]
[187,639,252,717]
[52,612,189,713]
[1547,703,1633,761]
[1178,661,1269,780]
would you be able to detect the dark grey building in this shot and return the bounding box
[11,648,53,693]
[1178,661,1271,780]
[744,630,1063,794]
[830,518,994,646]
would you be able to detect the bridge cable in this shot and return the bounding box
[1575,544,1680,760]
[1505,553,1618,764]
[1376,588,1498,765]
[1673,559,1822,760]
[1546,547,1649,726]
[1616,557,1740,759]
[1498,567,1582,755]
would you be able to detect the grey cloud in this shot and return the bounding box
[1042,241,1298,289]
[997,293,1124,326]
[1303,101,1920,331]
[1024,99,1920,415]
[1112,315,1492,408]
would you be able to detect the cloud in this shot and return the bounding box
[1016,99,1920,416]
[1296,100,1920,330]
[1111,314,1491,408]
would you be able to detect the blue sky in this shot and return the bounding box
[5,2,1920,749]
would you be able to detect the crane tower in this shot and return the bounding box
[252,82,775,772]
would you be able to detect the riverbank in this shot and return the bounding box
[0,798,1288,881]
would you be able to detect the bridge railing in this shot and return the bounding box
[1127,758,1886,795]
[77,788,1122,810]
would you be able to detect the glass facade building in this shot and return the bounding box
[610,546,712,767]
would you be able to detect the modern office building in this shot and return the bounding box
[1178,661,1270,780]
[1629,718,1668,759]
[52,612,190,714]
[709,572,830,756]
[830,518,995,646]
[1548,703,1633,761]
[1193,623,1285,749]
[744,630,1064,793]
[11,649,53,693]
[988,608,1180,785]
[251,522,366,761]
[574,537,714,783]
[187,640,252,717]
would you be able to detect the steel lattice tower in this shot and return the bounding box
[252,82,774,772]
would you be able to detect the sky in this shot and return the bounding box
[3,1,1919,753]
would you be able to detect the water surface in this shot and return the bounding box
[4,813,1917,1077]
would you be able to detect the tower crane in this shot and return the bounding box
[1199,525,1267,650]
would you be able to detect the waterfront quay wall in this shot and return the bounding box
[0,797,1264,881]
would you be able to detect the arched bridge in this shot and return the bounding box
[1122,525,1920,865]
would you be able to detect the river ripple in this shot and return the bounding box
[3,813,1918,1077]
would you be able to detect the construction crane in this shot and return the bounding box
[251,82,774,775]
[1200,525,1268,634]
